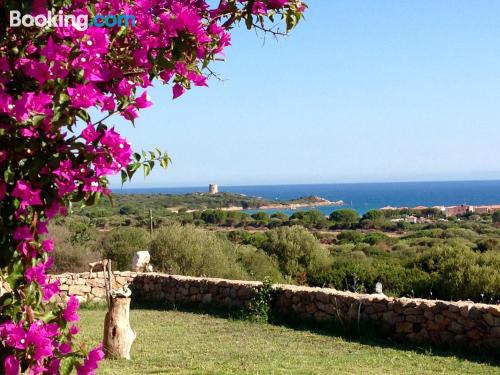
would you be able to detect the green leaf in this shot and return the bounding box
[160,157,169,169]
[32,114,46,126]
[0,293,13,308]
[245,14,253,30]
[4,166,15,183]
[59,93,70,105]
[60,357,77,375]
[39,311,57,323]
[121,170,128,184]
[6,260,24,290]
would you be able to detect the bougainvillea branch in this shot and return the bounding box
[0,0,305,373]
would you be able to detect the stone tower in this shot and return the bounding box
[209,184,218,194]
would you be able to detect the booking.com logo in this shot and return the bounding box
[10,10,136,31]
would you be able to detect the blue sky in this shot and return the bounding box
[109,1,500,188]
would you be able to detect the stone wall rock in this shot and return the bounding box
[49,272,500,353]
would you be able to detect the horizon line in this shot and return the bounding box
[111,178,500,190]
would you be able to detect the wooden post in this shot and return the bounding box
[102,259,135,360]
[103,297,136,360]
[149,209,153,237]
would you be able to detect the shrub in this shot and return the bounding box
[413,246,500,302]
[226,230,268,249]
[150,224,248,280]
[95,227,151,271]
[308,257,431,297]
[244,278,279,322]
[66,216,97,245]
[363,231,389,245]
[263,226,331,282]
[48,224,100,273]
[235,245,285,283]
[337,231,364,244]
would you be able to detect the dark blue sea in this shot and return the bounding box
[114,180,500,215]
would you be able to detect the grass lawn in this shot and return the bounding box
[78,308,500,375]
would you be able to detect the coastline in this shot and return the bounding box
[215,199,344,212]
[177,199,344,213]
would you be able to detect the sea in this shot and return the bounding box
[114,180,500,216]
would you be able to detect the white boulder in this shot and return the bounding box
[131,251,152,272]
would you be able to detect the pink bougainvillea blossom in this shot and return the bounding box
[63,296,80,322]
[77,344,105,375]
[0,0,305,372]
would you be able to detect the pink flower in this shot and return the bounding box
[59,342,72,355]
[115,78,134,97]
[69,325,80,335]
[27,322,55,360]
[136,91,152,109]
[268,0,289,9]
[47,359,61,374]
[45,201,65,219]
[67,84,105,109]
[122,105,139,121]
[12,92,52,122]
[252,2,267,14]
[41,37,67,62]
[41,239,54,252]
[4,355,19,375]
[42,280,60,301]
[80,28,110,55]
[0,180,6,200]
[36,221,48,234]
[63,296,80,322]
[81,124,100,143]
[1,321,28,350]
[25,262,47,285]
[102,96,116,112]
[173,84,185,99]
[16,242,32,257]
[11,180,43,209]
[13,226,33,241]
[77,345,104,375]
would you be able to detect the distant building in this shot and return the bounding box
[209,184,218,194]
[444,205,474,217]
[474,205,500,214]
[405,215,418,224]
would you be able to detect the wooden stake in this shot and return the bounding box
[149,209,153,237]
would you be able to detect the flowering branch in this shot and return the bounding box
[0,0,306,373]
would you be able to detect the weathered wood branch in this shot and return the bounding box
[103,296,136,360]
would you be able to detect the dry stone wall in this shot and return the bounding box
[49,272,500,353]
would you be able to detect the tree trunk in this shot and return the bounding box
[103,297,136,359]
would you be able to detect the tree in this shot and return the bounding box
[201,209,227,225]
[251,212,271,225]
[493,210,500,224]
[360,210,387,229]
[290,209,327,228]
[0,0,306,372]
[329,209,359,229]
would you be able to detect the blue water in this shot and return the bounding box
[114,180,500,215]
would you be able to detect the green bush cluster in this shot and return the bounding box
[95,227,151,270]
[51,196,500,303]
[148,224,291,283]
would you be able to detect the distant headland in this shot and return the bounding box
[114,184,343,212]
